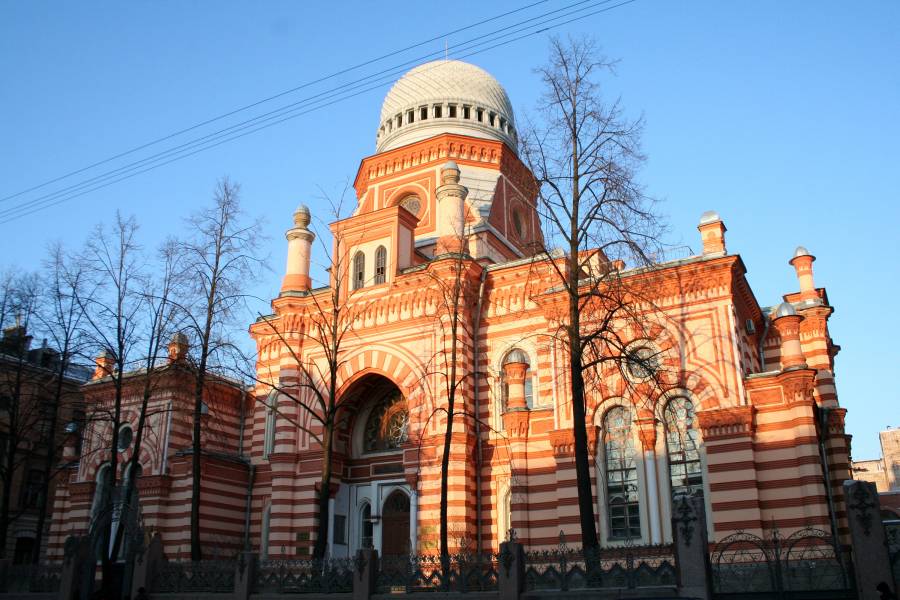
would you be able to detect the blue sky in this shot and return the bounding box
[1,1,897,459]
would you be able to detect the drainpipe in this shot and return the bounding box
[238,387,247,458]
[817,406,846,583]
[757,315,770,372]
[472,264,488,555]
[243,464,256,551]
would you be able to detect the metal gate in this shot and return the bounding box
[710,527,855,600]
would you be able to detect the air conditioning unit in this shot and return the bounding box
[745,319,756,334]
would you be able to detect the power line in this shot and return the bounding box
[0,0,551,205]
[0,0,638,225]
[0,0,607,222]
[0,0,612,222]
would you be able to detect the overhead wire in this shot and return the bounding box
[0,0,551,205]
[0,0,637,225]
[0,0,605,220]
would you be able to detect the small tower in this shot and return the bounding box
[92,349,115,380]
[281,204,316,293]
[167,332,189,363]
[434,162,468,255]
[772,302,806,370]
[698,210,727,256]
[789,246,818,302]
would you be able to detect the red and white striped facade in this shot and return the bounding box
[48,59,851,562]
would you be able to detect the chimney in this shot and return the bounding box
[697,211,726,256]
[167,332,189,363]
[281,204,316,293]
[435,162,468,255]
[772,302,806,370]
[92,349,115,380]
[789,246,818,302]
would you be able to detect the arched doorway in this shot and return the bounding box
[381,490,410,556]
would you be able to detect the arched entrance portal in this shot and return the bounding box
[327,373,417,558]
[381,490,411,556]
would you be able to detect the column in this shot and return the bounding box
[638,422,662,545]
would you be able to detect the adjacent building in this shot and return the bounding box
[851,428,900,518]
[0,324,88,562]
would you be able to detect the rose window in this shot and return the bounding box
[363,392,409,453]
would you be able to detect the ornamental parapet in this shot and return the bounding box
[697,405,754,440]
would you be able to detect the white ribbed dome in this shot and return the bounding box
[375,60,517,153]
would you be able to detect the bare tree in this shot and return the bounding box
[0,271,42,558]
[419,237,483,568]
[177,178,264,561]
[249,191,367,560]
[77,213,144,591]
[109,240,182,561]
[29,243,89,563]
[522,36,664,550]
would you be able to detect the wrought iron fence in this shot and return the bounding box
[254,556,356,594]
[710,527,852,597]
[150,559,236,593]
[2,562,63,593]
[376,552,500,593]
[522,531,676,591]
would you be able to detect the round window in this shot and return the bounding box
[117,425,133,452]
[624,345,659,381]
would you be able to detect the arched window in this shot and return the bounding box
[501,349,537,409]
[263,394,277,459]
[374,246,387,284]
[90,463,112,522]
[664,397,703,499]
[353,251,365,290]
[360,503,373,549]
[498,485,512,545]
[363,392,408,453]
[603,406,641,540]
[260,503,271,559]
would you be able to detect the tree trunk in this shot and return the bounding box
[191,367,206,562]
[32,360,67,563]
[0,362,25,558]
[0,419,17,559]
[312,422,333,559]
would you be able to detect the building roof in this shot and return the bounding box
[375,60,517,153]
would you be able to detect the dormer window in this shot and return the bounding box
[375,246,387,284]
[353,251,365,290]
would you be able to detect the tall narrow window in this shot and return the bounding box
[261,503,271,559]
[374,246,387,284]
[498,487,512,544]
[353,251,365,290]
[604,406,641,540]
[664,397,703,498]
[360,503,373,549]
[90,464,112,522]
[264,394,277,459]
